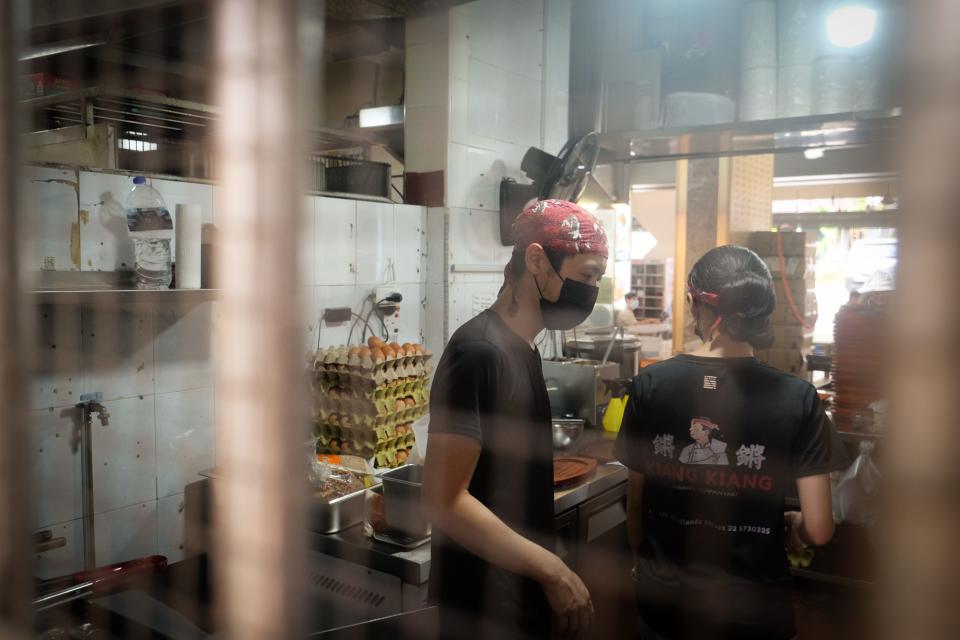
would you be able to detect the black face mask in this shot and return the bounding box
[535,265,599,330]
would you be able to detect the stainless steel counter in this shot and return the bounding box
[309,431,628,586]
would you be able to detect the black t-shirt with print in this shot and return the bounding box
[427,310,555,639]
[615,354,850,640]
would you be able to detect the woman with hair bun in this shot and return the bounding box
[614,245,849,640]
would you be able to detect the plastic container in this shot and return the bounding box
[125,176,173,289]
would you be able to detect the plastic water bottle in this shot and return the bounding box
[125,176,174,289]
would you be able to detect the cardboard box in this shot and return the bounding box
[774,276,815,305]
[770,323,815,350]
[762,255,816,279]
[746,231,816,257]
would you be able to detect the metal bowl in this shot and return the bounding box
[552,419,585,450]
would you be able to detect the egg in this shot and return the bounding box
[348,346,361,358]
[394,399,407,412]
[413,344,425,355]
[404,397,416,408]
[368,336,385,349]
[382,346,396,360]
[389,342,401,352]
[370,347,385,364]
[358,347,371,359]
[401,342,413,353]
[396,450,409,464]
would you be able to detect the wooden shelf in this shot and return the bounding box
[32,288,221,305]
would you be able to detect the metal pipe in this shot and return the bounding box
[79,405,96,570]
[0,0,33,634]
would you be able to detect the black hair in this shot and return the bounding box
[506,245,567,282]
[688,245,776,349]
[625,291,638,300]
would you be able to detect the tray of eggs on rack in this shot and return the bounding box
[309,337,433,468]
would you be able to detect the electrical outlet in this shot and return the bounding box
[323,307,352,324]
[375,286,402,339]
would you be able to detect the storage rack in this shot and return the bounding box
[630,260,666,319]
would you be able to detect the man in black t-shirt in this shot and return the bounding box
[615,246,850,640]
[421,200,608,639]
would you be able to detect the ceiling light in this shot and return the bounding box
[803,148,826,160]
[826,5,877,48]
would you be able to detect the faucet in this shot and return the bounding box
[88,401,109,426]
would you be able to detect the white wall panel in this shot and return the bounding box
[29,166,79,272]
[156,388,214,499]
[31,407,83,529]
[77,171,136,272]
[155,302,213,394]
[315,196,357,286]
[158,493,187,563]
[32,304,83,410]
[91,395,157,513]
[356,201,397,285]
[33,518,84,579]
[394,204,426,284]
[82,303,155,401]
[94,501,158,566]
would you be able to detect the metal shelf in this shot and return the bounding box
[32,288,221,305]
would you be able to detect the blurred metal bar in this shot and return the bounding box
[213,0,308,639]
[0,0,33,636]
[883,1,960,639]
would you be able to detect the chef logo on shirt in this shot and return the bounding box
[678,417,730,466]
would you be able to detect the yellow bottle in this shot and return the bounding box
[603,395,629,433]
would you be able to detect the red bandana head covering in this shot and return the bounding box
[506,199,608,279]
[691,417,719,431]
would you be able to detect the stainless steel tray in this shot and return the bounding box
[310,485,371,534]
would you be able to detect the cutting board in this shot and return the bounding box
[554,456,597,487]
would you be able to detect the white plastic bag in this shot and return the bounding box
[831,440,881,542]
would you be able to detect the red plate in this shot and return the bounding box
[554,456,597,487]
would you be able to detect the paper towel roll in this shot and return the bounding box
[741,1,777,70]
[778,64,814,117]
[815,55,856,114]
[175,204,202,289]
[740,66,777,121]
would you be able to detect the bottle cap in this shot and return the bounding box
[133,176,146,185]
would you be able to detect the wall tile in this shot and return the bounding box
[29,166,79,272]
[91,395,157,513]
[155,302,214,394]
[464,145,501,211]
[466,59,501,142]
[448,279,503,336]
[95,500,158,566]
[394,204,426,284]
[544,89,570,154]
[448,77,470,147]
[500,69,542,148]
[77,171,136,272]
[31,304,83,411]
[356,201,397,286]
[544,0,573,94]
[445,143,468,209]
[82,303,155,401]
[404,106,448,173]
[31,407,83,529]
[448,7,470,82]
[299,196,315,290]
[156,388,215,498]
[406,41,449,109]
[448,208,499,266]
[424,282,447,355]
[466,0,543,80]
[33,518,85,580]
[424,207,447,286]
[315,197,357,286]
[158,493,186,564]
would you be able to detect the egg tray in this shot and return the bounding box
[316,426,415,449]
[311,351,433,376]
[315,394,430,420]
[313,403,428,431]
[311,362,432,388]
[312,377,429,404]
[316,431,415,467]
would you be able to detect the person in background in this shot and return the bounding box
[614,245,850,640]
[421,199,608,639]
[617,291,641,328]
